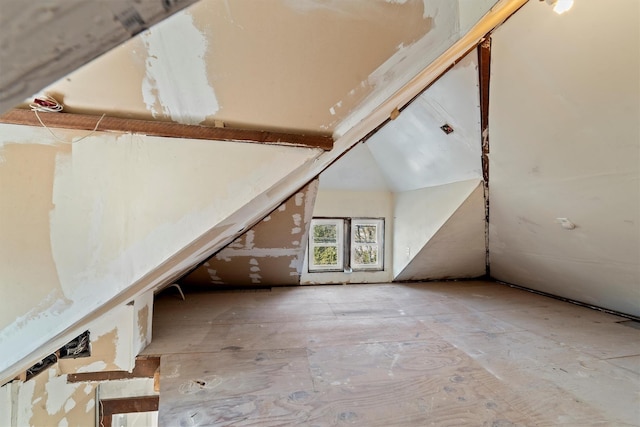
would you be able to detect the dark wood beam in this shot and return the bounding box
[0,109,334,150]
[100,396,159,427]
[67,357,159,383]
[478,36,492,277]
[478,37,491,184]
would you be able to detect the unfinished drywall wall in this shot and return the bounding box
[0,382,12,426]
[0,123,321,379]
[301,189,393,284]
[393,179,482,278]
[57,291,153,374]
[43,0,446,134]
[7,367,97,427]
[366,50,482,192]
[0,367,158,427]
[395,181,485,281]
[182,180,319,286]
[489,0,640,317]
[0,0,199,113]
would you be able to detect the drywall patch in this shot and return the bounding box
[45,369,81,415]
[0,142,70,332]
[137,305,149,347]
[23,366,96,426]
[182,179,319,286]
[141,11,219,124]
[17,376,36,424]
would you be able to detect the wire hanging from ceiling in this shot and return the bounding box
[29,94,105,143]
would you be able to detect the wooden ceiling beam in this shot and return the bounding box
[0,109,333,150]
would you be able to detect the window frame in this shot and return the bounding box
[308,217,384,273]
[350,218,384,271]
[308,218,345,272]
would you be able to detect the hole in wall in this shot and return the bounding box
[59,330,91,359]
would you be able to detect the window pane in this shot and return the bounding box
[314,246,338,265]
[353,225,377,243]
[353,245,378,265]
[313,224,337,243]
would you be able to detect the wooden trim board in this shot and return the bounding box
[99,396,159,427]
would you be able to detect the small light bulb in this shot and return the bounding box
[553,0,574,14]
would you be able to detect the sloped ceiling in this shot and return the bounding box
[39,0,460,134]
[318,142,390,192]
[366,50,482,192]
[0,0,200,113]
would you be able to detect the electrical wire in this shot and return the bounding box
[29,94,106,143]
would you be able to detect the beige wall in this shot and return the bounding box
[45,0,447,134]
[301,189,394,284]
[489,0,640,316]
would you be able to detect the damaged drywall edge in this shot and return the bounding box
[141,10,219,125]
[13,367,97,426]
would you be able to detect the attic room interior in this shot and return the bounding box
[0,0,638,425]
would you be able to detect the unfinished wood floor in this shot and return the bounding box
[142,280,640,426]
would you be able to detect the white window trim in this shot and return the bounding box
[350,218,384,271]
[308,218,344,272]
[308,217,384,273]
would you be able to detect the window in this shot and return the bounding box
[308,218,344,271]
[351,218,384,271]
[308,218,384,272]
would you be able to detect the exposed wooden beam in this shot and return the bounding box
[0,0,201,114]
[100,396,159,427]
[0,109,333,150]
[478,36,492,277]
[67,357,160,383]
[478,37,492,184]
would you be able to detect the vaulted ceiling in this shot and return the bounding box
[8,0,500,136]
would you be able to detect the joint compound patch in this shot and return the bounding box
[141,11,219,124]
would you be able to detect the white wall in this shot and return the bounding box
[0,382,14,426]
[0,124,321,380]
[301,189,394,284]
[489,0,640,316]
[394,181,485,281]
[393,179,482,278]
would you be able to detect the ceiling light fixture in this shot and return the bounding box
[543,0,574,15]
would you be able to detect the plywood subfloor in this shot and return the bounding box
[143,281,640,426]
